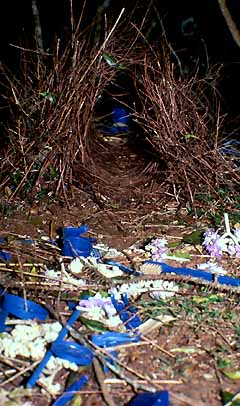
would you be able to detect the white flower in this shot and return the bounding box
[197,261,227,275]
[69,257,84,273]
[40,322,62,342]
[39,374,61,396]
[110,279,178,300]
[105,315,123,328]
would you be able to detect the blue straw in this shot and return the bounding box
[26,309,81,388]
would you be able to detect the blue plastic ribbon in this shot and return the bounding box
[144,261,240,289]
[26,308,83,388]
[53,374,89,406]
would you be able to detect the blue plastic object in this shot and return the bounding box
[111,294,142,330]
[129,391,169,406]
[63,225,89,238]
[3,293,49,321]
[62,226,95,257]
[111,107,130,133]
[0,308,9,333]
[51,340,93,366]
[62,237,93,257]
[0,237,7,245]
[53,374,89,406]
[91,331,141,347]
[0,250,12,261]
[144,261,240,289]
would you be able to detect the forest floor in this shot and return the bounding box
[0,139,239,406]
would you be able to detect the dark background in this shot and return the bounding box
[0,0,240,117]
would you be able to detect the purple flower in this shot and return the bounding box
[78,293,115,316]
[203,227,240,257]
[235,244,240,258]
[145,238,168,261]
[202,229,224,257]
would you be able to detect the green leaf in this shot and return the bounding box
[102,52,125,70]
[183,230,204,245]
[102,52,118,66]
[221,391,240,405]
[222,369,240,380]
[167,250,192,260]
[39,91,57,104]
[79,316,108,332]
[217,358,232,369]
[193,294,220,304]
[171,347,197,354]
[183,133,198,140]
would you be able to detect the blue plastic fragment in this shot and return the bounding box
[53,374,89,406]
[144,261,240,288]
[111,107,130,133]
[111,294,142,330]
[67,301,78,310]
[3,294,49,321]
[102,350,118,372]
[62,226,95,257]
[0,250,12,261]
[91,331,141,347]
[51,340,93,366]
[0,237,7,245]
[0,308,9,333]
[129,391,169,406]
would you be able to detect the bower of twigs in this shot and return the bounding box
[0,17,239,210]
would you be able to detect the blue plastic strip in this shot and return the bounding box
[26,309,82,388]
[144,261,240,288]
[105,260,141,276]
[0,308,9,333]
[53,374,89,406]
[26,349,53,388]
